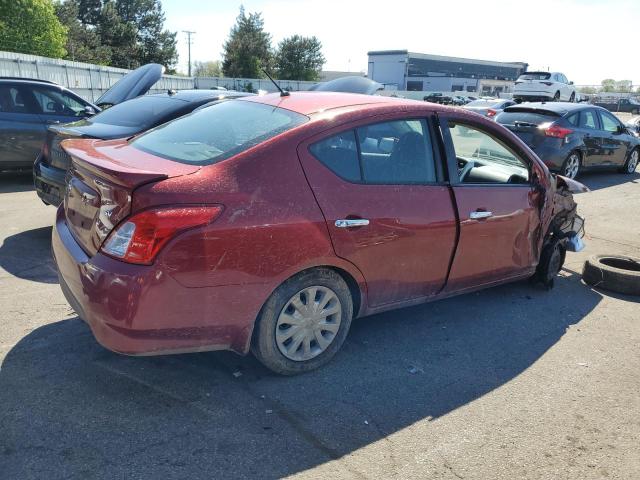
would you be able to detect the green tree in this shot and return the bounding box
[0,0,67,58]
[615,80,632,93]
[222,7,272,78]
[601,79,616,93]
[193,60,222,77]
[113,0,178,71]
[274,35,325,81]
[56,0,111,64]
[97,1,139,68]
[578,86,597,95]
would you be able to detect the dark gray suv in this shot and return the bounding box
[0,78,97,172]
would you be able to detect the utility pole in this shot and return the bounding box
[183,30,195,76]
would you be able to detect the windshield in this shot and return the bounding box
[518,72,551,81]
[131,100,308,165]
[90,96,184,128]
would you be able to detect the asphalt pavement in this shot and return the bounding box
[1,170,639,479]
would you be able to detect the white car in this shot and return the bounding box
[513,71,576,103]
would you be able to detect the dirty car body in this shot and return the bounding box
[52,92,584,373]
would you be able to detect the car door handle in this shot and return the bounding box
[335,219,370,228]
[470,211,493,220]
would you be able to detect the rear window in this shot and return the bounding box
[131,100,308,165]
[518,72,551,81]
[91,96,185,128]
[495,111,559,126]
[466,100,499,108]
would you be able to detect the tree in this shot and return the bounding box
[193,60,222,77]
[601,79,616,93]
[222,7,272,78]
[0,0,67,58]
[97,1,139,69]
[274,35,325,81]
[56,0,111,64]
[578,86,597,95]
[615,80,632,93]
[113,0,178,71]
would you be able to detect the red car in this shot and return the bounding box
[52,92,585,375]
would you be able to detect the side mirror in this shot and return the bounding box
[84,106,96,116]
[569,81,574,85]
[617,125,627,134]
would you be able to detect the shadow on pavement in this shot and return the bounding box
[0,172,35,194]
[577,170,640,192]
[0,271,602,479]
[0,226,57,284]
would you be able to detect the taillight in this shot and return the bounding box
[486,109,497,117]
[101,205,223,265]
[541,123,574,139]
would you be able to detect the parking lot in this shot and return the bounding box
[0,168,638,479]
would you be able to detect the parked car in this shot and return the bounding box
[514,71,575,103]
[423,92,453,105]
[593,97,640,114]
[34,89,250,206]
[308,76,383,95]
[52,92,585,375]
[464,99,516,118]
[0,64,163,173]
[625,115,640,135]
[495,102,640,178]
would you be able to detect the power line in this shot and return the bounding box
[182,30,195,77]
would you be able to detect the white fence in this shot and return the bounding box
[0,51,321,102]
[0,51,193,103]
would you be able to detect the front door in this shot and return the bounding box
[597,110,630,167]
[298,116,457,307]
[439,115,543,292]
[0,84,46,168]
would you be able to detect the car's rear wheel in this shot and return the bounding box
[251,268,353,375]
[561,151,581,179]
[619,148,639,174]
[553,91,561,102]
[569,92,576,103]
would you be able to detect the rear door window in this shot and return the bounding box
[310,119,438,185]
[567,113,579,126]
[579,110,598,130]
[0,85,38,114]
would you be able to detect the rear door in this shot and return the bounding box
[597,110,629,166]
[298,114,457,308]
[439,115,543,292]
[0,83,46,168]
[576,109,605,167]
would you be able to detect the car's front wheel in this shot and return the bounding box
[252,268,353,375]
[561,151,581,179]
[553,91,561,102]
[569,92,576,103]
[619,148,639,174]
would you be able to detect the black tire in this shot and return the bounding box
[618,148,639,174]
[533,239,566,289]
[569,92,576,103]
[553,91,561,102]
[251,268,353,375]
[560,151,581,179]
[582,255,640,296]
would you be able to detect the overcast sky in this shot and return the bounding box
[162,0,638,85]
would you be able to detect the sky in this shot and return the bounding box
[162,0,639,86]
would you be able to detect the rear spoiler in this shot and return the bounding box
[503,106,563,117]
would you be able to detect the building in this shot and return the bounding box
[367,50,528,95]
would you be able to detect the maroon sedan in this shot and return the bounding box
[52,92,585,375]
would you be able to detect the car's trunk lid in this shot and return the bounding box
[61,138,200,256]
[496,109,562,149]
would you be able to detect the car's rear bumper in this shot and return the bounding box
[52,207,265,356]
[531,143,574,171]
[514,92,554,101]
[33,155,65,206]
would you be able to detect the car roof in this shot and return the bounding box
[505,102,594,116]
[240,91,419,116]
[0,77,63,87]
[146,89,250,102]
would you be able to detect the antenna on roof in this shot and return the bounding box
[262,68,289,97]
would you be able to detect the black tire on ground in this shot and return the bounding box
[569,92,576,103]
[553,91,561,101]
[251,268,353,375]
[618,148,639,174]
[582,255,640,296]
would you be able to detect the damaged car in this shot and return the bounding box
[52,92,585,375]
